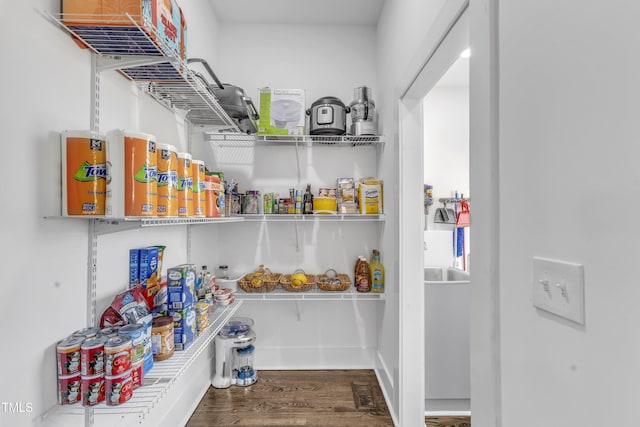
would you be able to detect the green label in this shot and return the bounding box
[73,162,108,182]
[134,164,157,183]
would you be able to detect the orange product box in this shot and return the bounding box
[61,0,187,61]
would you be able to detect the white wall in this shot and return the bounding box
[0,2,219,426]
[376,0,450,423]
[188,22,382,369]
[492,0,640,425]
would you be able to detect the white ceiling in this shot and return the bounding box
[209,0,386,25]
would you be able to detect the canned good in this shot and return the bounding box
[81,374,105,406]
[119,323,145,363]
[104,336,132,376]
[151,315,174,362]
[72,327,99,340]
[319,188,337,198]
[57,336,84,376]
[131,359,144,389]
[105,369,133,406]
[98,326,120,338]
[81,335,108,375]
[58,373,81,405]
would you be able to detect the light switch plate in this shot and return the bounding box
[532,257,585,325]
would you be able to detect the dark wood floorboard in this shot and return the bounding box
[186,370,470,427]
[425,416,471,427]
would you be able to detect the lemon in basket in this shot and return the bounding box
[291,273,308,287]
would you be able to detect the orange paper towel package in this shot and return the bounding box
[177,152,193,216]
[108,130,158,217]
[61,130,108,216]
[156,143,178,217]
[191,159,206,217]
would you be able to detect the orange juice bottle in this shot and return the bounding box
[369,249,385,293]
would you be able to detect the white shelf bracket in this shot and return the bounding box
[294,140,301,183]
[294,221,300,252]
[294,301,301,321]
[96,54,173,73]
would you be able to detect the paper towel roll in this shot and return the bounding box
[108,130,157,217]
[60,130,108,216]
[156,143,178,217]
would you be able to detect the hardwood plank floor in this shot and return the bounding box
[186,370,470,427]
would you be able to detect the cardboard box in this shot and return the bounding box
[358,179,383,214]
[258,88,306,136]
[139,247,159,287]
[167,264,196,309]
[169,306,196,350]
[129,249,140,288]
[61,0,187,61]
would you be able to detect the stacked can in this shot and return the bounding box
[56,336,84,405]
[119,324,145,389]
[72,327,99,340]
[80,336,107,406]
[195,301,210,335]
[104,336,133,406]
[98,326,120,338]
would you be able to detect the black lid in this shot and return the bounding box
[311,96,346,108]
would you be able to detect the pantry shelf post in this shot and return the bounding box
[294,301,301,321]
[90,52,100,132]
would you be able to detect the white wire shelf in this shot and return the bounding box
[43,11,240,130]
[45,216,245,235]
[232,213,385,222]
[207,133,385,147]
[236,287,385,301]
[40,301,242,425]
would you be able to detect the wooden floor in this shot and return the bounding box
[186,370,470,427]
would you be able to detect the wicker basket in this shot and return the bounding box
[280,274,316,292]
[316,273,352,292]
[237,272,281,293]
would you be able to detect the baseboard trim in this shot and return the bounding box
[375,351,399,427]
[255,346,377,370]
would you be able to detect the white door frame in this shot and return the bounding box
[397,0,501,425]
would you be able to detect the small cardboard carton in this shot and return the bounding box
[166,264,196,309]
[169,305,196,350]
[258,88,306,136]
[61,0,187,61]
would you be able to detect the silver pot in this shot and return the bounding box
[306,96,350,135]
